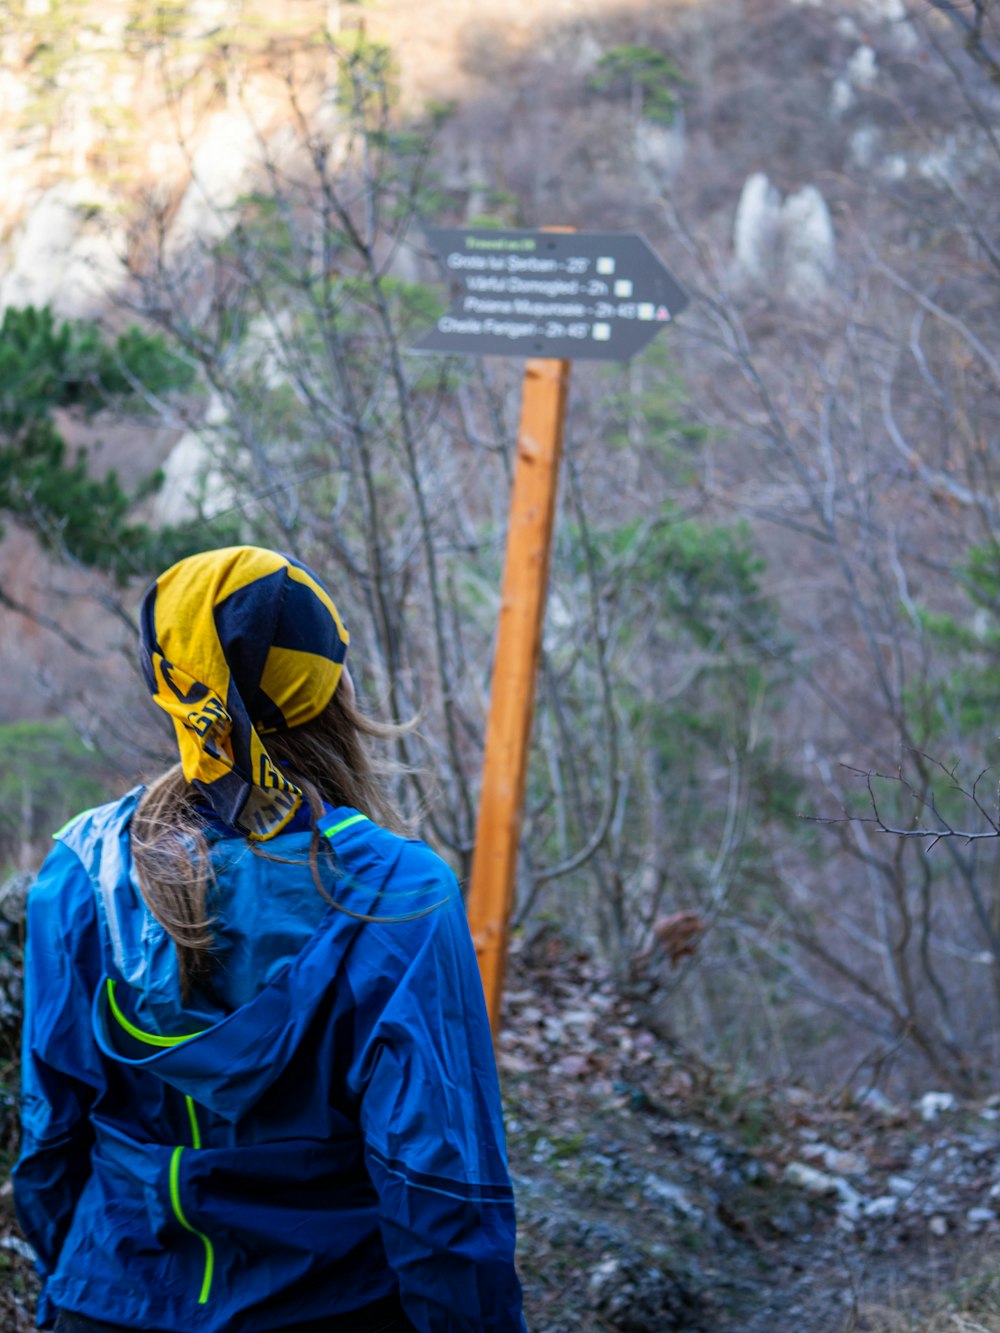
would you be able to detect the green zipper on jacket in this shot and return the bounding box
[322,812,369,839]
[106,979,203,1047]
[170,1130,214,1305]
[105,979,215,1304]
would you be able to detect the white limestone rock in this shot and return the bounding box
[634,110,686,189]
[571,30,604,76]
[0,180,123,318]
[830,76,856,116]
[831,45,879,117]
[782,185,835,303]
[861,0,918,49]
[167,111,263,251]
[847,45,878,88]
[733,172,783,286]
[864,1195,900,1220]
[154,396,238,526]
[918,1091,958,1122]
[733,173,835,303]
[849,125,880,169]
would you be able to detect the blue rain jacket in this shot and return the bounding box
[14,789,525,1332]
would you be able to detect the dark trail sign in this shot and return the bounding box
[415,228,688,362]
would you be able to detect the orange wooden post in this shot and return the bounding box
[466,354,572,1035]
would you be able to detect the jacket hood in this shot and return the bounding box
[58,790,388,1122]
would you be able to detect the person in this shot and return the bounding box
[14,545,526,1333]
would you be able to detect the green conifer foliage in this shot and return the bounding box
[0,305,228,580]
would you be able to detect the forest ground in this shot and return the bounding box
[2,930,1000,1332]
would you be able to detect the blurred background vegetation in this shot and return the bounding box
[0,0,998,1108]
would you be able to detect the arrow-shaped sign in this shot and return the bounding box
[414,228,689,362]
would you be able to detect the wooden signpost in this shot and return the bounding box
[417,227,687,1034]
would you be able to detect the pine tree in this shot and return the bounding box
[0,304,228,581]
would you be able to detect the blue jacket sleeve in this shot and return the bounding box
[13,843,106,1329]
[348,870,526,1332]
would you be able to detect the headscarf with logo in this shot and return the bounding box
[139,546,349,840]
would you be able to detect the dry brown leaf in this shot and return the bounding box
[650,911,708,967]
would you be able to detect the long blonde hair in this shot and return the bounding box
[131,687,408,998]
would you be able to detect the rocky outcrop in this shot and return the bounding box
[732,172,836,303]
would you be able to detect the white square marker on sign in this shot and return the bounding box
[637,303,655,320]
[592,322,611,340]
[614,279,633,298]
[596,257,615,275]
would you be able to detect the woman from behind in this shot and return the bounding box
[15,545,525,1333]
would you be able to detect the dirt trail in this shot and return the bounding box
[501,934,1000,1332]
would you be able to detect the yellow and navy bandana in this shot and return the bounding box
[139,546,349,840]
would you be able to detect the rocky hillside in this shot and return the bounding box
[2,0,998,1115]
